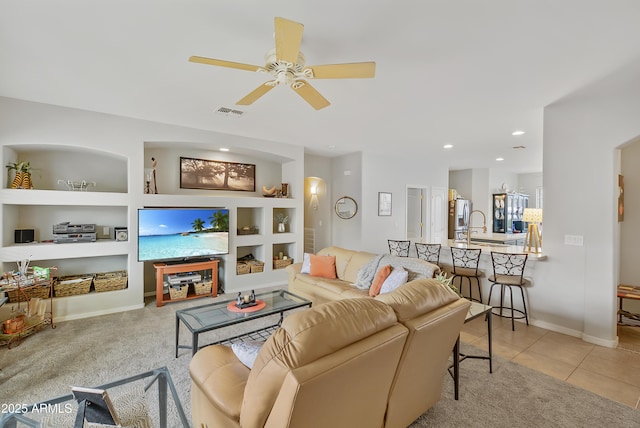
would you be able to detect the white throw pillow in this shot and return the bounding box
[301,253,312,274]
[231,340,264,369]
[379,267,409,294]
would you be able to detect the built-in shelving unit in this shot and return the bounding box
[0,100,304,321]
[1,145,133,321]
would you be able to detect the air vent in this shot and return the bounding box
[215,107,245,118]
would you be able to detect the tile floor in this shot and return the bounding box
[461,315,640,410]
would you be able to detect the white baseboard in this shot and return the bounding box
[55,303,145,322]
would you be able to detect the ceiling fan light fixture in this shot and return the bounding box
[190,17,375,110]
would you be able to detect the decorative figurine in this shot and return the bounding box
[236,292,243,307]
[250,289,255,303]
[152,157,158,194]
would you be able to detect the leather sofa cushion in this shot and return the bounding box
[313,278,359,294]
[343,251,377,283]
[317,246,355,280]
[240,299,398,427]
[190,345,250,421]
[376,279,459,322]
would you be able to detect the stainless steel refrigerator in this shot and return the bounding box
[448,199,471,240]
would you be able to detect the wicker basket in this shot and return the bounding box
[6,282,50,303]
[94,270,128,293]
[273,258,294,270]
[169,284,188,300]
[194,281,212,295]
[249,261,265,273]
[54,275,93,297]
[237,262,250,275]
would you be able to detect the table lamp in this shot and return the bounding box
[522,208,543,253]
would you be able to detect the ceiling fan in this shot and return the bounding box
[189,17,376,110]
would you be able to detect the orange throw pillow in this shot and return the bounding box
[369,265,392,297]
[309,254,337,279]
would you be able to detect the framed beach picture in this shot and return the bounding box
[180,157,255,191]
[378,192,392,216]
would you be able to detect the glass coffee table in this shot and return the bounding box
[175,289,312,357]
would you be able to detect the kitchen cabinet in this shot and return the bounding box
[492,193,528,233]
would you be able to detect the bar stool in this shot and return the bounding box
[487,252,529,331]
[388,240,410,257]
[415,243,442,268]
[450,248,483,303]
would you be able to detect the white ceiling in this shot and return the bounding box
[3,1,640,174]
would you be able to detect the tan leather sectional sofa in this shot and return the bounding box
[189,277,470,428]
[286,246,441,305]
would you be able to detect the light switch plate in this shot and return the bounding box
[564,235,584,246]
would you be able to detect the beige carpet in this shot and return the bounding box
[1,297,638,427]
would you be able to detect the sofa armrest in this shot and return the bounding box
[285,262,303,282]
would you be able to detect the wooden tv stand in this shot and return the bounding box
[154,260,219,307]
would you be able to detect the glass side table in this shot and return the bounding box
[451,301,493,400]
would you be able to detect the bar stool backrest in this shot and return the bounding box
[450,248,481,274]
[490,252,528,284]
[388,240,411,257]
[415,243,441,265]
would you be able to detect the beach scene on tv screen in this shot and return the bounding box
[139,208,229,261]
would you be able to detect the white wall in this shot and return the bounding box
[361,153,448,255]
[541,57,640,345]
[518,172,543,207]
[331,153,362,249]
[304,154,333,252]
[449,169,472,200]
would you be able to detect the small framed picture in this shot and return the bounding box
[378,192,392,216]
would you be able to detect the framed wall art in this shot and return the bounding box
[378,192,392,216]
[180,157,255,191]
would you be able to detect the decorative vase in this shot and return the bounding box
[278,223,285,233]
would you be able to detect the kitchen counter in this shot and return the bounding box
[444,239,546,261]
[465,232,528,243]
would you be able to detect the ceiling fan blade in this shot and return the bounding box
[274,17,304,64]
[236,82,276,105]
[189,56,262,72]
[291,80,330,110]
[306,62,376,79]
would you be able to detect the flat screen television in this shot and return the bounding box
[138,207,229,262]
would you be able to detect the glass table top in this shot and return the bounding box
[176,289,311,333]
[465,300,492,323]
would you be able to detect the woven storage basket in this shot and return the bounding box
[94,270,128,293]
[236,262,250,275]
[194,281,212,295]
[6,283,50,303]
[169,284,188,300]
[54,275,93,297]
[273,258,294,270]
[249,261,264,273]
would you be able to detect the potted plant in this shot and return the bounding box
[6,161,33,189]
[274,213,289,233]
[434,271,461,296]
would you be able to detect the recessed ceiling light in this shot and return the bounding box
[496,157,504,161]
[328,144,336,149]
[220,148,230,152]
[443,144,453,149]
[512,130,525,136]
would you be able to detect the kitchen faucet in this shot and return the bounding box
[466,210,487,246]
